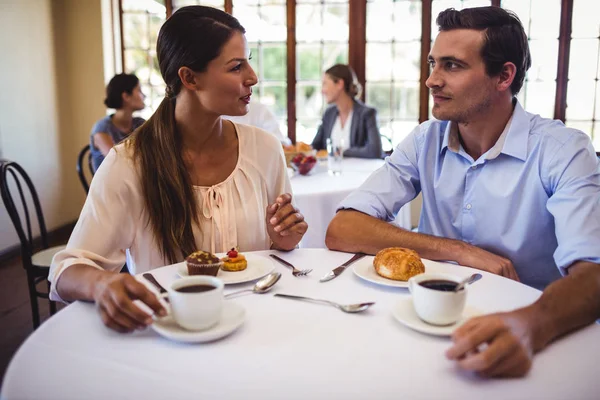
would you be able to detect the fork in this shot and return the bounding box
[269,254,312,277]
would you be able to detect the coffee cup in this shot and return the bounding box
[408,272,467,326]
[160,276,223,331]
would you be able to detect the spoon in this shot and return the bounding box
[274,293,375,313]
[454,273,483,292]
[224,272,282,298]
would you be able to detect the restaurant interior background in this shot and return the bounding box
[1,0,599,259]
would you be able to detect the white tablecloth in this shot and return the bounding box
[291,158,411,248]
[3,249,599,399]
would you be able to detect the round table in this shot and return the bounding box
[291,158,411,248]
[3,249,599,399]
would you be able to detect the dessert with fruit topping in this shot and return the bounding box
[221,247,248,272]
[185,250,223,276]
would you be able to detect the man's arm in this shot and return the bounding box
[447,261,600,378]
[326,209,520,280]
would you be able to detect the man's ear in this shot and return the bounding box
[178,66,201,91]
[497,62,517,93]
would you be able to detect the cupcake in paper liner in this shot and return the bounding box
[185,250,223,276]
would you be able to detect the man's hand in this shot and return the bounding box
[93,272,166,333]
[266,193,308,251]
[446,309,535,378]
[457,243,520,281]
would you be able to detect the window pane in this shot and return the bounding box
[173,0,224,9]
[123,13,149,49]
[296,118,320,145]
[393,41,421,81]
[523,81,555,118]
[297,44,322,81]
[323,4,348,42]
[366,83,392,118]
[596,83,600,121]
[366,43,393,82]
[390,120,420,147]
[566,81,596,121]
[366,1,394,42]
[297,5,323,43]
[394,1,422,41]
[569,39,600,80]
[262,84,287,118]
[393,82,419,120]
[528,39,558,81]
[529,0,560,39]
[566,121,593,138]
[261,44,286,81]
[149,51,163,85]
[125,49,150,78]
[124,0,166,12]
[323,43,348,69]
[594,123,600,149]
[296,84,323,119]
[501,1,531,35]
[572,0,600,39]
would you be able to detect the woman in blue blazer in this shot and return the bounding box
[311,64,383,159]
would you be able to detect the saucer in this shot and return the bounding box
[151,302,245,343]
[177,254,275,285]
[352,256,409,288]
[391,297,482,337]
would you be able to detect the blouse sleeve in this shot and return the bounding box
[49,146,143,302]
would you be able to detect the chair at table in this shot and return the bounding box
[77,144,94,194]
[0,159,66,329]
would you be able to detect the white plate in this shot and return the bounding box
[352,256,410,288]
[391,297,482,337]
[177,254,275,285]
[151,302,245,343]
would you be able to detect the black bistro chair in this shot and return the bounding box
[0,159,66,328]
[77,144,94,194]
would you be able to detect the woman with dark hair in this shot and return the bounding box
[311,64,383,159]
[50,6,308,332]
[90,73,146,171]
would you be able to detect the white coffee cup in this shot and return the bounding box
[408,272,467,326]
[161,276,224,331]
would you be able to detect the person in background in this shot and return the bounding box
[50,6,307,333]
[326,7,600,377]
[311,64,383,159]
[224,101,292,145]
[90,73,146,171]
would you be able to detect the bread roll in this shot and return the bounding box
[373,247,425,281]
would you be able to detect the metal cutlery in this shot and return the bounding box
[142,273,168,300]
[269,254,312,277]
[274,293,375,313]
[320,253,366,282]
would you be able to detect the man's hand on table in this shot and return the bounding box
[93,272,166,333]
[267,193,308,251]
[456,242,521,281]
[446,308,535,378]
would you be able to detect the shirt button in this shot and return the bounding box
[465,204,472,210]
[471,165,478,170]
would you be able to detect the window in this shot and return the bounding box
[116,1,596,149]
[121,0,168,119]
[233,0,288,137]
[366,0,421,149]
[502,0,561,119]
[564,0,600,148]
[295,0,349,144]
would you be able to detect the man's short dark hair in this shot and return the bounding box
[436,6,531,96]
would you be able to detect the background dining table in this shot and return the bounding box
[2,249,599,400]
[290,158,412,248]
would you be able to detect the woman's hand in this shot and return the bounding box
[93,272,167,333]
[266,193,308,251]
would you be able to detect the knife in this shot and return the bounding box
[320,253,367,282]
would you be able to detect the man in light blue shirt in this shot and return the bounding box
[327,6,600,379]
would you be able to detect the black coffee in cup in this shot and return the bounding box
[419,279,458,292]
[175,284,217,293]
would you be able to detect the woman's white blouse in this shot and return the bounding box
[49,123,291,302]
